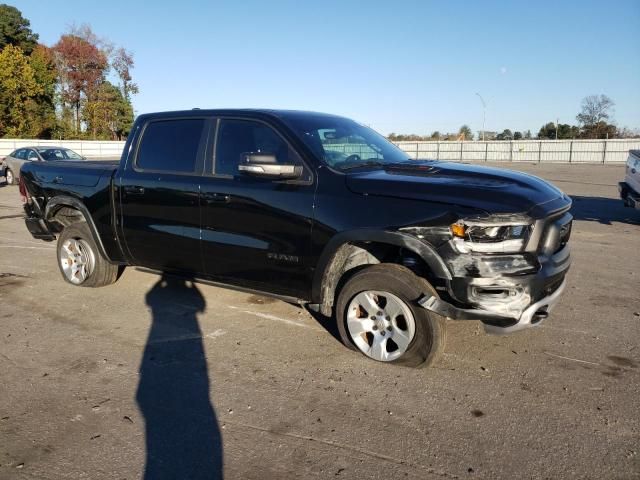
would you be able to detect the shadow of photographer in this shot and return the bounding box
[136,274,223,479]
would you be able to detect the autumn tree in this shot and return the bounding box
[0,44,41,137]
[112,47,138,101]
[53,33,109,135]
[0,4,38,54]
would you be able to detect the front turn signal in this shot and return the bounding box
[450,223,466,238]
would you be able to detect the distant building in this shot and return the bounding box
[477,131,497,141]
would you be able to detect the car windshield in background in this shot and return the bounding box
[282,116,412,171]
[37,148,84,161]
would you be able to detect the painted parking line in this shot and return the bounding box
[227,305,321,331]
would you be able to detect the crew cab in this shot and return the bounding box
[20,109,572,367]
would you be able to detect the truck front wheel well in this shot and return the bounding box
[318,241,442,317]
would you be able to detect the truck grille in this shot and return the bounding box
[537,211,573,255]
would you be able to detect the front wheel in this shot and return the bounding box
[336,264,446,367]
[5,168,15,185]
[56,222,120,287]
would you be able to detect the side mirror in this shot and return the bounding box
[238,153,302,180]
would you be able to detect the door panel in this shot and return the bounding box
[119,173,201,271]
[200,177,314,298]
[200,118,315,298]
[118,117,207,273]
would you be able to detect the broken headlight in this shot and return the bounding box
[450,218,533,253]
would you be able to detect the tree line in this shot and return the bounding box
[0,4,136,140]
[389,95,639,141]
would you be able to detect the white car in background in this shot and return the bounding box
[619,150,640,209]
[1,147,85,185]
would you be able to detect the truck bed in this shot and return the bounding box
[23,160,119,187]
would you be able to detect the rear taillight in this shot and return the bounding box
[18,176,27,203]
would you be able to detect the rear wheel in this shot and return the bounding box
[56,222,120,287]
[5,169,15,185]
[336,264,446,367]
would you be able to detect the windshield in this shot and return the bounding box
[282,115,411,171]
[37,148,84,161]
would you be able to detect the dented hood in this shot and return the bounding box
[345,162,569,217]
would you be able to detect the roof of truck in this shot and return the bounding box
[136,109,347,122]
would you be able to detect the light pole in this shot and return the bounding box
[476,93,486,141]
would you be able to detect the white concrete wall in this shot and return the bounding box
[2,138,638,163]
[0,139,125,159]
[394,139,640,163]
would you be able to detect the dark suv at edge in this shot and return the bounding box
[19,109,572,367]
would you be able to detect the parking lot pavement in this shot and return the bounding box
[0,163,638,479]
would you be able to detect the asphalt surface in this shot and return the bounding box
[0,163,639,479]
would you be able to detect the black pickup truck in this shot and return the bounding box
[20,109,572,367]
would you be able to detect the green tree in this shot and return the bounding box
[25,44,57,137]
[581,121,617,139]
[0,44,41,137]
[458,125,473,141]
[537,122,556,139]
[496,129,513,140]
[84,80,133,140]
[576,95,616,139]
[513,131,523,140]
[557,123,580,139]
[538,122,580,140]
[0,4,38,54]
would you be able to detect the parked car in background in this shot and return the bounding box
[2,147,85,185]
[619,150,640,210]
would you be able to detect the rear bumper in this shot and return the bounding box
[24,202,55,241]
[619,182,640,209]
[24,216,55,241]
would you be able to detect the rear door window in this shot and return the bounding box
[136,118,205,173]
[14,149,27,160]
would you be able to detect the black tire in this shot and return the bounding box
[336,263,446,368]
[56,222,120,287]
[5,168,15,185]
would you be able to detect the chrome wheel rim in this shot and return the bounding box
[59,238,95,284]
[5,170,13,184]
[346,290,415,362]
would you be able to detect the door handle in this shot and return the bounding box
[203,193,230,204]
[124,185,145,195]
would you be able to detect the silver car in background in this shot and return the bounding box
[1,147,85,185]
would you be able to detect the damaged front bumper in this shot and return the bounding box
[419,278,567,334]
[416,209,572,334]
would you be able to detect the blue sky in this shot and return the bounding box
[13,0,640,136]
